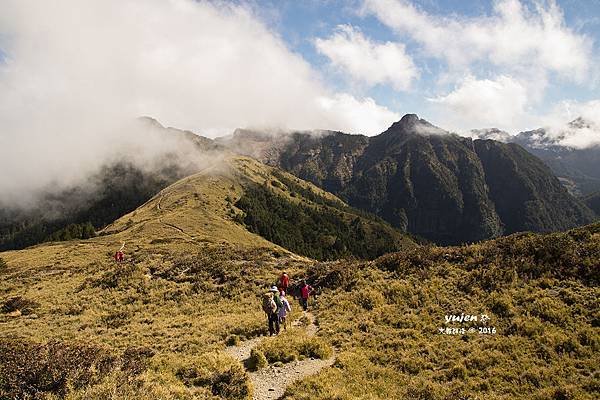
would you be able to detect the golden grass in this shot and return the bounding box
[283,225,600,400]
[0,156,322,399]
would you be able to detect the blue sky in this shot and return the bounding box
[248,0,600,132]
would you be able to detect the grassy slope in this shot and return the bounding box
[0,155,413,399]
[0,156,298,399]
[286,223,600,400]
[235,169,415,260]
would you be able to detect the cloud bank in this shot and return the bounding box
[363,0,592,79]
[0,0,398,206]
[315,25,418,90]
[428,75,531,130]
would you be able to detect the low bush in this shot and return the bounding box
[247,348,268,371]
[172,352,251,399]
[353,288,385,310]
[0,338,153,399]
[257,330,332,364]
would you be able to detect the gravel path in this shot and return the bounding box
[224,336,263,361]
[224,311,335,400]
[250,356,335,400]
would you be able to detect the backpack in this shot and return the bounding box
[262,293,277,314]
[273,294,283,310]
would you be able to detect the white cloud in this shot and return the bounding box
[317,93,400,134]
[0,0,397,204]
[429,75,530,131]
[448,92,600,149]
[363,0,592,80]
[541,100,600,148]
[315,25,418,90]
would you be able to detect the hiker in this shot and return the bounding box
[114,250,124,263]
[300,280,313,311]
[279,271,289,293]
[279,290,292,330]
[114,243,125,263]
[262,286,281,336]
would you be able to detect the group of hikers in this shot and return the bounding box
[262,272,315,336]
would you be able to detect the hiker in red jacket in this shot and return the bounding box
[114,243,125,263]
[279,271,289,293]
[300,280,312,311]
[114,251,124,263]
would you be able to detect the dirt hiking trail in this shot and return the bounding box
[225,311,336,400]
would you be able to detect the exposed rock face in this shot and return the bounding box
[219,114,596,244]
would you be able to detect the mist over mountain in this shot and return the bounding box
[0,118,222,250]
[218,114,596,244]
[472,118,600,196]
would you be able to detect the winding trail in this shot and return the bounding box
[225,312,336,400]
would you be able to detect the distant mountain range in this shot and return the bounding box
[2,114,596,250]
[472,117,600,197]
[217,114,596,244]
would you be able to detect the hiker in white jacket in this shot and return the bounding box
[279,290,292,330]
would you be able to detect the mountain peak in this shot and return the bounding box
[399,113,420,125]
[384,114,446,136]
[470,128,512,142]
[568,116,594,130]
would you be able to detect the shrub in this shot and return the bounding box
[530,297,567,325]
[446,363,467,380]
[173,352,251,400]
[353,288,385,310]
[403,377,444,400]
[88,263,143,290]
[257,331,332,364]
[226,335,241,346]
[100,310,131,329]
[62,370,178,400]
[247,348,268,371]
[0,339,152,399]
[488,293,514,318]
[299,338,332,359]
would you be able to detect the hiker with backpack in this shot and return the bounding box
[300,280,313,311]
[262,286,282,335]
[278,290,292,330]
